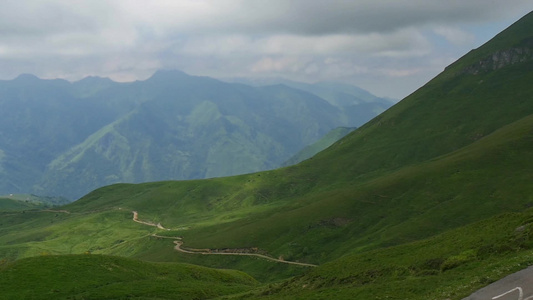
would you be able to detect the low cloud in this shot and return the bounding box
[0,0,531,98]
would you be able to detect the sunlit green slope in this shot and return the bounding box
[0,254,256,300]
[303,10,533,184]
[246,208,533,299]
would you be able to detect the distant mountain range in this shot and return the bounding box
[226,77,396,123]
[0,71,392,199]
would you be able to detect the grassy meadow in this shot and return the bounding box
[0,254,257,300]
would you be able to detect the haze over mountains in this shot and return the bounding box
[0,71,392,200]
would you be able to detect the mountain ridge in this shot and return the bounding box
[0,71,390,199]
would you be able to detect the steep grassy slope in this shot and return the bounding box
[246,209,533,299]
[304,53,533,186]
[0,254,257,300]
[282,127,355,166]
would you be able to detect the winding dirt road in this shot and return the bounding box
[133,211,317,267]
[173,240,317,267]
[132,211,168,230]
[42,209,70,214]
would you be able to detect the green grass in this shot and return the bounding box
[0,197,47,212]
[0,209,151,259]
[134,237,310,283]
[0,254,257,300]
[244,209,533,299]
[0,194,69,209]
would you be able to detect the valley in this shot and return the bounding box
[0,72,391,200]
[0,9,532,300]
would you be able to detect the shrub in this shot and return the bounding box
[441,249,477,271]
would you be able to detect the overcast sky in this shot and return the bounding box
[0,1,531,99]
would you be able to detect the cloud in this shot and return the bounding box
[433,26,475,46]
[0,0,531,98]
[111,0,532,35]
[250,57,308,73]
[178,29,430,56]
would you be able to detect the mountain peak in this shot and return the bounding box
[13,73,40,82]
[444,11,533,77]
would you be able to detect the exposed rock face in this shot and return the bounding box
[461,47,532,75]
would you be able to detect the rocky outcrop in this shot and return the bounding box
[461,47,532,75]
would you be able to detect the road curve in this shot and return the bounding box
[42,209,70,214]
[132,211,317,267]
[132,211,168,230]
[462,265,533,300]
[173,241,317,267]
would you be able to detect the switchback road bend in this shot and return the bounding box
[462,266,533,300]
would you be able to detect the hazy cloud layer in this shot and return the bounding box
[0,0,531,98]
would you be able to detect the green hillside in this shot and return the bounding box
[282,126,355,166]
[0,10,532,300]
[248,209,533,299]
[0,194,67,211]
[0,197,45,212]
[0,254,256,300]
